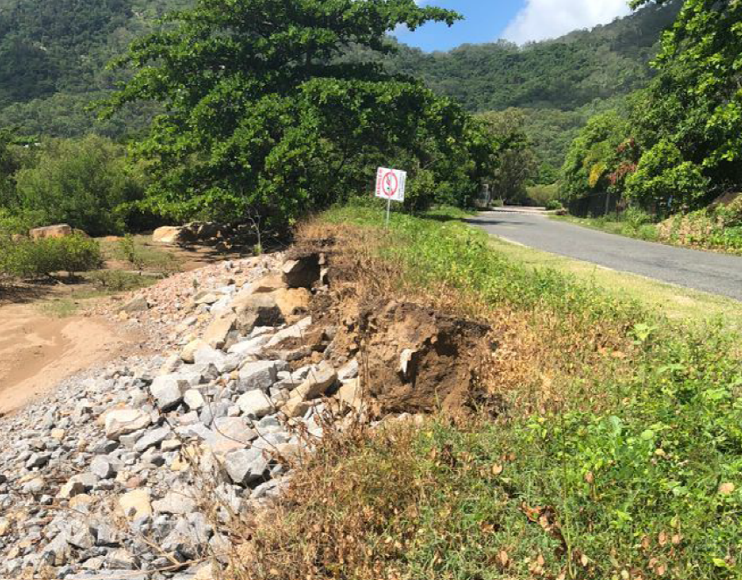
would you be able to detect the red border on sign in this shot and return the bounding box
[381,171,398,198]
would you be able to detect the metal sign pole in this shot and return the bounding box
[385,198,391,227]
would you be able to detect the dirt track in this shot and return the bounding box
[0,303,137,414]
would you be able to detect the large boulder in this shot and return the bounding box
[271,288,311,318]
[233,292,285,333]
[29,224,73,240]
[152,226,184,244]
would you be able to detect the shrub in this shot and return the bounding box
[545,199,564,211]
[625,140,709,215]
[0,233,102,278]
[14,135,145,236]
[527,183,560,206]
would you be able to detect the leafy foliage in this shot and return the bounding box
[565,0,742,216]
[103,0,509,226]
[0,232,102,277]
[13,135,145,235]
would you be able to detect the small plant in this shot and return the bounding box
[545,199,564,211]
[118,234,144,269]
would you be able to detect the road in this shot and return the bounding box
[467,210,742,302]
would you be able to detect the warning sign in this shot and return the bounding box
[375,167,406,203]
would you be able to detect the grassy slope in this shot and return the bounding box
[486,235,742,333]
[239,204,742,580]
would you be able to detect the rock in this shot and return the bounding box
[271,287,312,318]
[228,334,271,357]
[236,390,274,419]
[194,291,220,305]
[105,409,152,440]
[22,475,45,494]
[152,490,197,515]
[152,226,184,244]
[119,296,149,314]
[90,456,117,480]
[338,359,359,381]
[40,534,70,566]
[119,489,152,520]
[29,224,73,240]
[181,339,208,364]
[237,360,280,392]
[336,378,363,411]
[282,397,312,418]
[133,426,171,453]
[233,293,285,330]
[203,314,237,349]
[224,448,269,485]
[150,375,189,411]
[107,547,137,569]
[50,428,66,440]
[281,255,320,288]
[57,479,86,499]
[184,389,206,410]
[293,361,337,400]
[25,451,51,469]
[0,517,10,536]
[266,316,312,347]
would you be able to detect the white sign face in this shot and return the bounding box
[375,167,406,202]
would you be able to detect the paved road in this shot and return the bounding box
[467,210,742,301]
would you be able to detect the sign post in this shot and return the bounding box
[375,167,407,227]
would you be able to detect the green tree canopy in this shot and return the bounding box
[104,0,486,227]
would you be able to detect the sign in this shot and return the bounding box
[375,167,406,202]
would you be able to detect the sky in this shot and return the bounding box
[396,0,633,52]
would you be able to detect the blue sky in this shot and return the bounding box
[395,0,632,52]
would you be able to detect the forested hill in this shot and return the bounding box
[386,2,680,113]
[0,0,678,147]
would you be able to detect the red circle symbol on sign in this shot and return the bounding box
[381,171,398,198]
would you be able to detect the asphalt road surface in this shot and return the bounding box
[468,210,742,302]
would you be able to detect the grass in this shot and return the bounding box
[553,213,660,243]
[486,235,742,333]
[99,234,182,273]
[233,203,742,580]
[36,270,159,317]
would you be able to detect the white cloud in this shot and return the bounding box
[502,0,632,45]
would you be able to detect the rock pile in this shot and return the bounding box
[0,251,362,580]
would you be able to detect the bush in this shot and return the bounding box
[625,140,709,216]
[0,233,102,278]
[527,183,560,206]
[545,199,564,211]
[14,135,145,236]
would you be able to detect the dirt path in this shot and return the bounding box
[0,303,138,414]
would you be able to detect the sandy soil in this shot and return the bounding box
[0,302,138,415]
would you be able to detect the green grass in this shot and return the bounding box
[251,203,742,580]
[553,213,660,243]
[36,270,159,317]
[486,235,742,333]
[99,234,182,273]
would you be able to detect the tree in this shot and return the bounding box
[629,0,742,200]
[476,109,536,204]
[14,135,144,235]
[560,111,630,201]
[103,0,471,227]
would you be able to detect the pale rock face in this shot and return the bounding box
[104,409,152,440]
[202,314,237,349]
[29,224,73,240]
[118,489,152,521]
[150,375,190,411]
[152,225,184,244]
[236,390,274,419]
